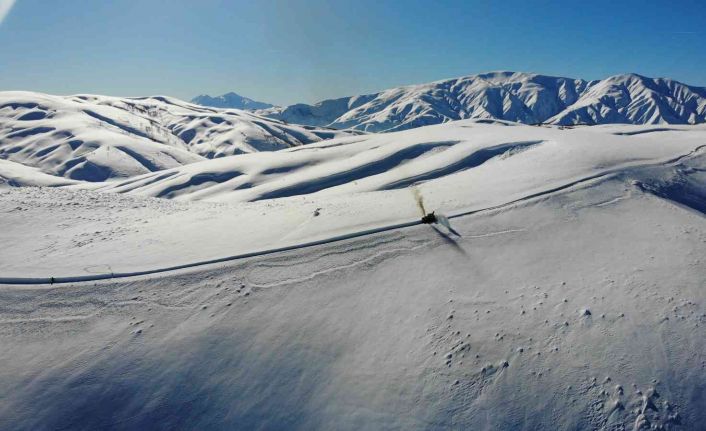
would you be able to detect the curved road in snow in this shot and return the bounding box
[0,171,623,285]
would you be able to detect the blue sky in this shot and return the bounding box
[0,0,704,105]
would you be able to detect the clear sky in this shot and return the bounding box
[0,0,704,105]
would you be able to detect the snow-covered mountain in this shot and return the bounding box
[3,72,703,184]
[191,92,274,110]
[258,72,706,132]
[548,74,706,125]
[0,91,358,181]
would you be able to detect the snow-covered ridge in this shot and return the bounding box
[0,91,358,181]
[255,72,706,132]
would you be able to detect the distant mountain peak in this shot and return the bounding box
[191,92,274,110]
[257,72,706,132]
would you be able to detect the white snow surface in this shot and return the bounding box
[0,158,79,187]
[91,121,706,206]
[1,120,704,279]
[0,91,357,181]
[0,120,705,430]
[257,72,706,132]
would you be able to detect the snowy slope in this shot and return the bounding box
[0,120,702,278]
[191,92,274,110]
[0,92,203,181]
[91,121,706,205]
[0,158,79,187]
[259,72,706,132]
[0,91,358,181]
[0,126,704,429]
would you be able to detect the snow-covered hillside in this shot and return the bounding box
[91,121,706,206]
[191,92,274,110]
[258,72,706,132]
[0,120,703,277]
[0,120,704,430]
[0,92,357,181]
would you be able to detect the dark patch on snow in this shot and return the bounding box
[6,126,56,139]
[631,151,706,215]
[110,171,182,192]
[82,110,156,142]
[115,146,161,172]
[286,139,368,153]
[67,140,84,150]
[382,140,543,190]
[261,162,311,175]
[66,160,114,182]
[34,145,61,158]
[613,127,682,136]
[0,326,336,430]
[156,171,243,198]
[17,111,49,121]
[0,102,42,110]
[178,129,197,145]
[637,175,706,215]
[255,141,460,200]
